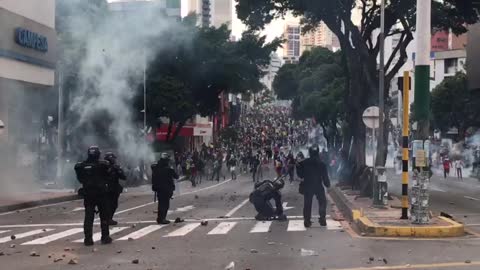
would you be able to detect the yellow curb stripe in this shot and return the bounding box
[332,261,480,270]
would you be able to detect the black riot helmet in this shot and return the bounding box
[87,146,101,161]
[104,152,117,164]
[308,144,320,158]
[273,178,285,190]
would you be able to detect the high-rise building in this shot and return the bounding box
[188,0,231,29]
[109,0,181,19]
[261,53,283,91]
[283,24,301,64]
[301,22,335,53]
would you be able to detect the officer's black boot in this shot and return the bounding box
[101,236,113,244]
[319,216,327,226]
[84,237,94,246]
[304,220,312,228]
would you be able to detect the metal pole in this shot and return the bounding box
[377,0,386,167]
[56,68,64,185]
[143,53,147,130]
[401,71,410,219]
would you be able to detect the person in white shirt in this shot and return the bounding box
[454,159,464,179]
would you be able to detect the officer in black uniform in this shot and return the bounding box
[249,177,286,221]
[297,145,331,228]
[104,152,126,226]
[74,146,112,246]
[151,153,178,224]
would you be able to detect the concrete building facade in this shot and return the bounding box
[283,24,301,64]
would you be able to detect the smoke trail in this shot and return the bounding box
[60,0,192,165]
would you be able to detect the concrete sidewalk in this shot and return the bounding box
[330,185,465,238]
[0,189,80,213]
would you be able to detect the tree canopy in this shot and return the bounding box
[142,20,281,141]
[431,72,480,139]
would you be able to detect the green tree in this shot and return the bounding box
[236,0,479,180]
[431,72,480,139]
[143,22,281,142]
[272,64,299,99]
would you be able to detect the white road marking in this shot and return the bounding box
[0,230,11,234]
[115,179,233,216]
[176,205,195,212]
[250,221,272,233]
[164,223,201,237]
[225,198,249,217]
[464,196,480,201]
[0,229,54,244]
[207,222,237,235]
[22,228,82,245]
[72,207,84,212]
[72,227,128,243]
[117,225,166,240]
[282,202,294,210]
[287,220,306,232]
[0,200,82,216]
[326,220,342,230]
[430,186,446,192]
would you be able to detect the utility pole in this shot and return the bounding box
[401,71,410,220]
[411,0,432,224]
[56,67,64,186]
[377,0,386,168]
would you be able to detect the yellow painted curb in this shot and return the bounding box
[351,209,465,238]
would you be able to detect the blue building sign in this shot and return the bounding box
[14,28,48,53]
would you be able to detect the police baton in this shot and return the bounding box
[153,191,157,203]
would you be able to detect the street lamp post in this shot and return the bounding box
[377,0,386,168]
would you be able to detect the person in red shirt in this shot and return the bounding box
[443,157,452,178]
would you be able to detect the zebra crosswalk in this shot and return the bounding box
[0,219,343,246]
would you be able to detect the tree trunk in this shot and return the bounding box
[166,119,173,142]
[170,120,186,143]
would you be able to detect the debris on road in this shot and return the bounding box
[117,250,122,254]
[128,237,134,241]
[201,220,208,226]
[132,259,139,264]
[131,224,137,228]
[68,259,78,265]
[9,244,15,248]
[64,247,72,251]
[465,260,471,264]
[151,247,156,250]
[267,242,276,245]
[92,248,98,253]
[174,218,185,223]
[30,251,40,257]
[0,251,4,256]
[195,195,199,199]
[300,248,318,257]
[250,249,258,254]
[225,261,235,270]
[10,235,16,240]
[54,258,63,263]
[369,257,375,262]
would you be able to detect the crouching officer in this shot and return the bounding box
[105,152,126,226]
[297,144,330,228]
[249,176,287,221]
[151,153,178,224]
[74,146,112,246]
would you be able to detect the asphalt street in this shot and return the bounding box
[0,170,480,270]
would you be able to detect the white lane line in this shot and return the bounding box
[22,228,82,245]
[72,207,84,212]
[115,179,233,216]
[326,220,342,230]
[431,186,446,192]
[0,230,11,235]
[117,225,166,240]
[176,205,195,212]
[207,222,237,235]
[282,202,295,210]
[225,198,250,217]
[287,220,306,232]
[72,227,128,243]
[0,199,82,216]
[163,223,201,237]
[0,229,54,244]
[250,221,272,233]
[464,196,480,201]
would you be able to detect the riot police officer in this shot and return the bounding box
[104,152,126,226]
[297,145,330,228]
[151,153,178,224]
[249,176,286,221]
[74,146,112,246]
